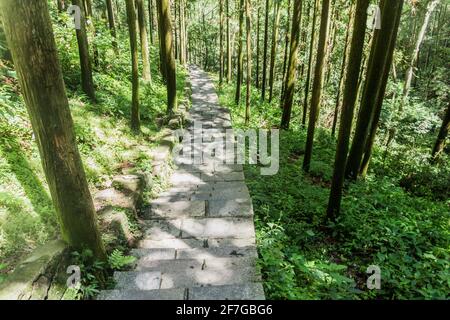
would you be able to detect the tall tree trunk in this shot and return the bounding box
[245,0,252,125]
[261,0,270,100]
[0,0,106,259]
[125,0,140,132]
[83,0,99,68]
[331,3,354,137]
[57,0,65,12]
[326,0,370,220]
[219,0,224,84]
[303,0,331,172]
[401,0,440,111]
[105,0,118,51]
[72,0,96,101]
[148,0,154,44]
[179,0,187,65]
[280,0,303,129]
[226,0,232,82]
[302,0,318,126]
[255,4,261,88]
[157,0,178,113]
[136,0,152,82]
[345,0,404,180]
[280,0,292,102]
[157,0,166,80]
[268,0,282,102]
[360,5,404,177]
[235,0,245,105]
[431,102,450,162]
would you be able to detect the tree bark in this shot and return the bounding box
[255,4,261,88]
[280,0,292,102]
[345,0,404,180]
[125,0,140,132]
[157,0,178,113]
[268,0,282,102]
[431,103,450,162]
[331,3,354,137]
[261,0,270,100]
[280,0,303,129]
[326,0,370,220]
[235,0,245,105]
[105,0,118,51]
[136,0,152,82]
[72,0,95,101]
[0,0,106,259]
[219,0,224,84]
[245,0,252,125]
[359,5,404,177]
[226,0,232,82]
[303,0,331,172]
[302,0,318,126]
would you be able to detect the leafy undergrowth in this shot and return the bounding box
[0,9,187,281]
[216,80,449,300]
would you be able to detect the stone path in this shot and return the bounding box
[98,66,264,300]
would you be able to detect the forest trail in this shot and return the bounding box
[98,66,265,300]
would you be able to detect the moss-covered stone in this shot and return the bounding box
[0,240,67,300]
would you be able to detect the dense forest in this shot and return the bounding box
[0,0,449,300]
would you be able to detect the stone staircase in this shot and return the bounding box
[98,66,265,300]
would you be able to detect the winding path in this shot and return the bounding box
[99,66,264,300]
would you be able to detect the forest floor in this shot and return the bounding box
[98,66,265,300]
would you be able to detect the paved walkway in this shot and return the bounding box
[98,66,264,300]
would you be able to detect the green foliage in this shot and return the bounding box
[218,70,449,300]
[0,5,187,272]
[108,249,136,270]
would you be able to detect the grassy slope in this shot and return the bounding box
[0,9,186,280]
[215,79,449,300]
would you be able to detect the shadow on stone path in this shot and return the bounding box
[98,66,265,300]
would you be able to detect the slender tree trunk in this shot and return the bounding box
[345,0,404,180]
[227,0,232,82]
[157,0,178,113]
[125,0,140,132]
[57,0,65,12]
[280,0,303,129]
[303,0,331,172]
[83,0,99,68]
[302,0,318,126]
[105,0,118,51]
[280,0,292,101]
[360,5,404,177]
[268,0,282,102]
[136,0,152,82]
[331,4,354,137]
[261,0,270,100]
[326,0,370,220]
[219,0,224,84]
[72,0,95,101]
[180,0,187,65]
[235,0,245,105]
[431,102,450,162]
[245,0,252,125]
[0,0,106,259]
[255,4,261,88]
[148,0,154,44]
[401,0,440,111]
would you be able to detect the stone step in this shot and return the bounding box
[145,200,206,219]
[188,283,265,300]
[138,237,256,250]
[135,257,256,272]
[180,217,255,239]
[114,265,260,290]
[131,245,257,261]
[97,288,186,300]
